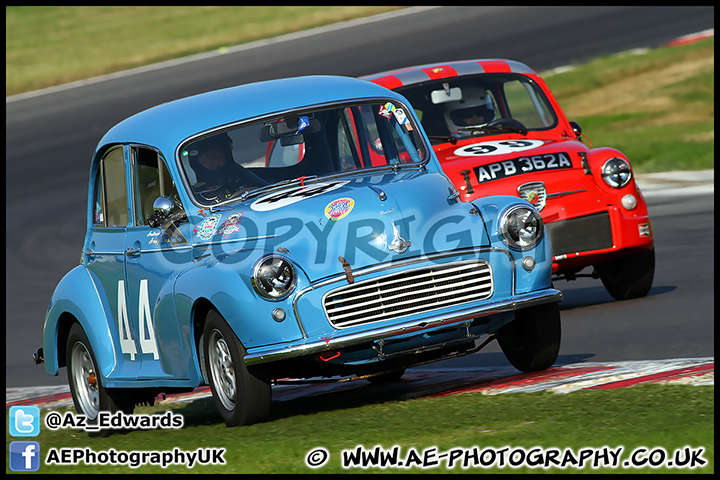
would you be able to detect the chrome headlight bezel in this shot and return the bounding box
[499,205,544,251]
[251,254,297,301]
[601,157,632,188]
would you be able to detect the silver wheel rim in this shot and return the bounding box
[70,341,99,419]
[208,329,237,411]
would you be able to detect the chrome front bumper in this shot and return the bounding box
[244,288,562,366]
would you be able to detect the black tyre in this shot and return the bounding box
[203,310,271,427]
[497,302,561,372]
[596,248,655,300]
[66,323,133,436]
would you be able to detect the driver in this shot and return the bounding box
[186,133,265,202]
[443,86,495,133]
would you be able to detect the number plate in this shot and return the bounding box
[472,152,573,184]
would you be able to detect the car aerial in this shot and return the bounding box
[33,75,562,429]
[363,59,655,301]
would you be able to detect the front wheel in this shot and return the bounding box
[596,248,655,300]
[497,302,561,372]
[66,323,133,436]
[203,310,271,427]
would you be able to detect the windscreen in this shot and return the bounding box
[179,100,428,205]
[397,74,557,142]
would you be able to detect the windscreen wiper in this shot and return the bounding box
[428,135,459,145]
[456,121,528,136]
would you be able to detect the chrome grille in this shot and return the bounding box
[324,260,493,328]
[518,181,547,211]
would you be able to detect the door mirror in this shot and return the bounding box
[569,121,582,137]
[149,196,185,227]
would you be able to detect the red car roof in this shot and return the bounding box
[362,59,540,90]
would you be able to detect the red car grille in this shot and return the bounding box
[545,212,613,256]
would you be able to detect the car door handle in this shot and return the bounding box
[84,248,95,256]
[125,247,141,257]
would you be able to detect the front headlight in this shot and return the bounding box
[500,205,544,250]
[251,254,296,300]
[601,157,632,188]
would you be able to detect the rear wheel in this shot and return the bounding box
[66,323,133,436]
[203,310,271,427]
[596,248,655,300]
[497,302,561,372]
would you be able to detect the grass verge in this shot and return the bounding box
[6,384,714,473]
[5,6,404,96]
[543,38,714,172]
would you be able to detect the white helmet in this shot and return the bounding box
[444,86,494,132]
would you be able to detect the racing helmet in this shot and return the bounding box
[185,133,235,184]
[443,86,495,132]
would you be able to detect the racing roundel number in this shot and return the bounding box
[250,181,349,212]
[453,139,544,157]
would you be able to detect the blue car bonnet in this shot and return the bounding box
[195,169,490,282]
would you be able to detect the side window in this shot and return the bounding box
[503,80,555,128]
[92,166,105,226]
[101,147,129,228]
[131,147,182,226]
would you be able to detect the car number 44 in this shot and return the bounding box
[117,279,159,360]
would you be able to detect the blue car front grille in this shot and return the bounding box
[323,260,493,328]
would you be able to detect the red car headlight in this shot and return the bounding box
[602,157,632,188]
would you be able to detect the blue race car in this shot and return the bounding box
[34,75,561,428]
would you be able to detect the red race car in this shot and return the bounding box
[363,59,654,300]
